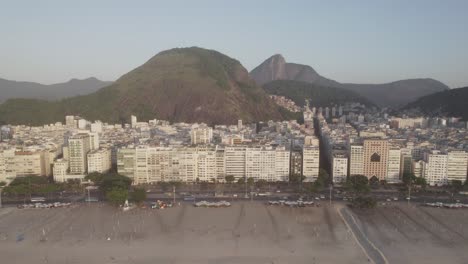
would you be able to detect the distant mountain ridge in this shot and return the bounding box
[403,86,468,121]
[0,47,287,126]
[250,54,340,87]
[0,77,112,103]
[250,55,449,107]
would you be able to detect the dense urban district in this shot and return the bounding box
[1,100,468,264]
[1,99,467,188]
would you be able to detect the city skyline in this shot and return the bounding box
[1,0,467,88]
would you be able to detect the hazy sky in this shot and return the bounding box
[1,0,467,88]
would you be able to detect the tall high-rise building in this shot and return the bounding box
[65,115,76,128]
[87,132,100,150]
[131,115,137,128]
[400,148,413,177]
[447,151,468,183]
[87,149,111,174]
[117,148,136,181]
[363,139,389,180]
[237,120,243,130]
[14,151,45,177]
[413,160,424,178]
[224,146,246,180]
[190,124,213,145]
[290,150,302,178]
[423,151,448,186]
[275,146,290,182]
[196,147,218,182]
[0,151,6,183]
[246,147,276,181]
[332,153,348,183]
[53,159,69,183]
[302,145,320,182]
[68,133,91,175]
[349,145,364,176]
[215,148,225,182]
[77,119,87,130]
[386,148,401,183]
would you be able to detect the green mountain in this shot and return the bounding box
[0,47,285,126]
[404,86,468,120]
[263,80,376,107]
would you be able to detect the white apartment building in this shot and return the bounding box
[88,132,99,150]
[302,146,320,182]
[117,148,136,181]
[246,147,276,181]
[332,154,348,183]
[117,145,289,184]
[90,122,102,133]
[275,147,290,182]
[77,119,87,130]
[14,151,47,177]
[423,151,448,186]
[0,151,6,183]
[190,125,213,145]
[349,145,364,176]
[0,149,16,183]
[177,148,198,183]
[224,146,246,180]
[197,148,218,182]
[65,115,76,128]
[53,159,69,182]
[447,151,468,183]
[87,148,111,174]
[131,115,137,128]
[68,133,91,174]
[387,148,401,183]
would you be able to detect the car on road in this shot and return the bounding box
[183,196,195,201]
[319,195,325,199]
[393,197,398,201]
[31,197,46,203]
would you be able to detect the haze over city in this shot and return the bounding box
[1,1,468,264]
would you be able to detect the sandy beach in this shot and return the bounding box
[0,202,368,264]
[1,201,467,263]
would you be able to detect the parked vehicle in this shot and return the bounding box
[31,197,46,203]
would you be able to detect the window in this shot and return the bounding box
[371,153,381,162]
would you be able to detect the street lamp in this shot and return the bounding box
[0,187,3,208]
